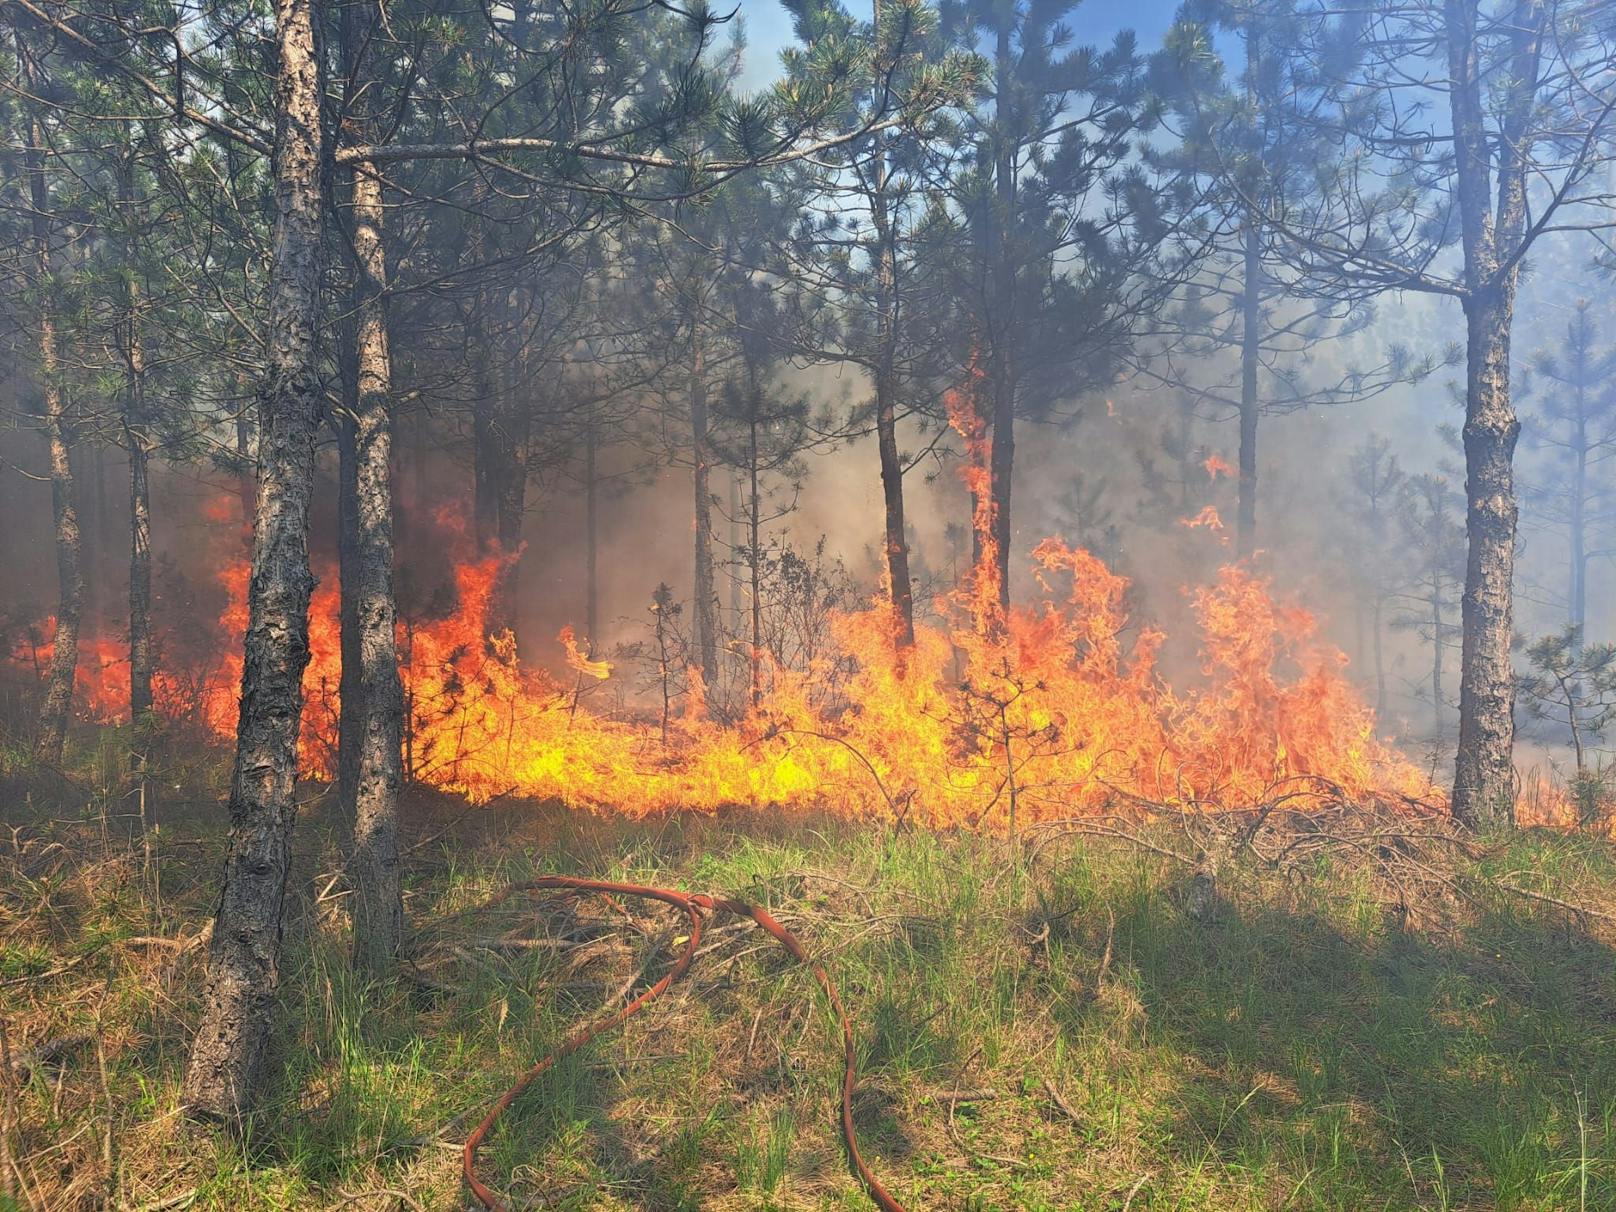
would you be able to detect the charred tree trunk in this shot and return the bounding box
[346,162,405,973]
[183,0,325,1121]
[690,322,719,687]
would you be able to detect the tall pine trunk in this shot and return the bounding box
[126,430,152,724]
[1431,574,1445,736]
[1372,593,1386,720]
[584,420,599,654]
[346,162,405,973]
[1453,286,1521,828]
[337,311,362,823]
[470,287,526,640]
[1237,215,1262,558]
[119,154,155,786]
[1445,0,1540,830]
[869,165,915,652]
[1570,414,1586,635]
[36,369,81,767]
[183,0,325,1120]
[19,40,80,766]
[747,395,763,710]
[985,21,1017,612]
[690,321,719,686]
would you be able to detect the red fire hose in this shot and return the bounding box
[461,876,908,1212]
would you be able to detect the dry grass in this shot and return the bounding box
[3,730,1615,1212]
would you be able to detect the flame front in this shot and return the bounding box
[21,392,1442,825]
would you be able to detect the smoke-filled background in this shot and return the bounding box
[3,180,1610,767]
[3,0,1614,817]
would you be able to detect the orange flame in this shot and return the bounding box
[561,625,611,680]
[15,458,1441,826]
[944,353,1000,634]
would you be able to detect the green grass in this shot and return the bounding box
[3,780,1614,1211]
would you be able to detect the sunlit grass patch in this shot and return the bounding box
[4,785,1614,1211]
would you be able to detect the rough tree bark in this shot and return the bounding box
[126,420,153,723]
[19,36,82,767]
[182,0,325,1121]
[36,355,81,768]
[337,311,362,822]
[346,161,405,973]
[1446,0,1541,830]
[1453,285,1521,827]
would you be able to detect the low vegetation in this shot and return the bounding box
[5,745,1613,1211]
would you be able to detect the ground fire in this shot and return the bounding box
[10,0,1616,1207]
[22,455,1435,828]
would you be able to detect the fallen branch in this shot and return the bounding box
[1042,1077,1083,1127]
[462,875,910,1212]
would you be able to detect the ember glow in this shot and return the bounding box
[24,490,1437,827]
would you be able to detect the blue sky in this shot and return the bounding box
[732,0,1181,90]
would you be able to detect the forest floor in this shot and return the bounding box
[3,730,1616,1212]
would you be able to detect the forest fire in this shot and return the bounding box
[21,489,1434,826]
[14,1,1616,1202]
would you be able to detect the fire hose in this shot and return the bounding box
[461,876,908,1212]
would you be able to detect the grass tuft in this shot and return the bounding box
[4,777,1614,1211]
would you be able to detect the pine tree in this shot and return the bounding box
[931,0,1179,605]
[1523,299,1616,639]
[1243,0,1616,828]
